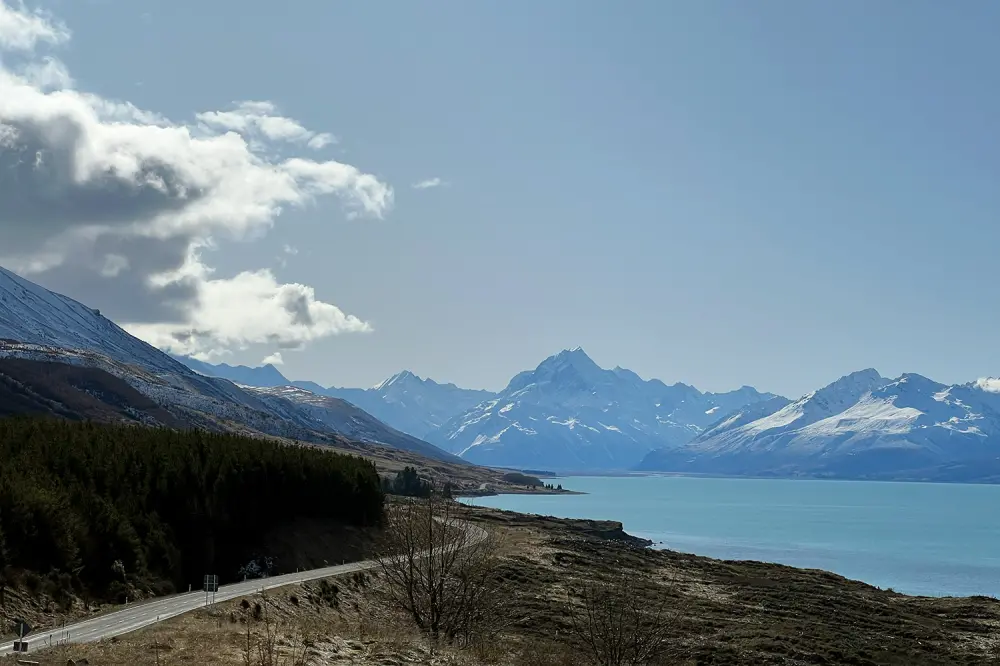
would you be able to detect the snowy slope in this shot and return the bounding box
[0,267,278,411]
[242,385,463,462]
[0,265,428,447]
[639,370,1000,480]
[1,266,193,376]
[179,355,496,440]
[429,348,781,470]
[312,371,496,438]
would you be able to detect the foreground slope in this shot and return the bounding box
[0,357,187,426]
[0,266,457,460]
[0,419,383,604]
[431,347,781,470]
[639,369,1000,480]
[25,507,1000,665]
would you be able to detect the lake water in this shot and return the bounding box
[460,475,1000,598]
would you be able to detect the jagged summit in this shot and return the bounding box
[431,347,781,470]
[640,367,1000,480]
[373,369,424,391]
[540,346,597,368]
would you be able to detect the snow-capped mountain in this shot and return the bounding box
[178,357,495,439]
[639,369,1000,481]
[331,371,496,439]
[241,385,464,462]
[428,347,781,470]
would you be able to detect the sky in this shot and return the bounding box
[0,0,998,398]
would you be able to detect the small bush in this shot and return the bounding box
[24,571,41,593]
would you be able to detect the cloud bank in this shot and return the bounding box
[0,0,392,360]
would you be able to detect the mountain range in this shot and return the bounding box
[426,347,780,470]
[639,369,1000,482]
[179,346,781,471]
[4,263,1000,481]
[177,358,493,441]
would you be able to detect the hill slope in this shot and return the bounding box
[0,266,457,461]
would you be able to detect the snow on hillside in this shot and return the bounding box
[429,347,781,470]
[178,356,495,440]
[1,267,189,376]
[639,369,1000,479]
[242,384,462,462]
[0,266,383,444]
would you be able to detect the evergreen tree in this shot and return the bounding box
[0,417,384,600]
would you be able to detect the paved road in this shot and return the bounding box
[0,560,373,655]
[0,520,486,656]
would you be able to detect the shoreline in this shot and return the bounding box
[541,469,1000,486]
[455,487,586,498]
[465,482,999,600]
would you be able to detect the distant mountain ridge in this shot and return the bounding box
[169,337,1000,481]
[176,356,291,388]
[178,358,495,439]
[639,369,1000,481]
[176,349,785,472]
[427,347,782,470]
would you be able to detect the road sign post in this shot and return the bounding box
[11,617,32,653]
[203,574,219,607]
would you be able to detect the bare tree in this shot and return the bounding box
[239,592,308,666]
[569,571,671,666]
[375,496,511,646]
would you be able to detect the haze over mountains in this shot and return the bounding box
[183,346,1000,480]
[180,346,784,470]
[4,263,1000,481]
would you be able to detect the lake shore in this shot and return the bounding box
[18,502,1000,666]
[463,504,1000,664]
[466,474,1000,599]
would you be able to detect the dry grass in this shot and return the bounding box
[7,503,1000,665]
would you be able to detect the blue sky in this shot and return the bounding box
[3,0,999,397]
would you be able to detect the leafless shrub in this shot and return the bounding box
[239,591,309,666]
[569,571,672,666]
[375,496,514,648]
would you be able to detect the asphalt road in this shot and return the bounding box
[0,520,486,657]
[0,559,373,656]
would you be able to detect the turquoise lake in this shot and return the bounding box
[460,475,1000,598]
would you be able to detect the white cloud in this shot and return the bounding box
[261,352,284,366]
[0,0,69,51]
[283,244,298,255]
[0,1,391,358]
[412,177,445,190]
[197,100,336,151]
[125,251,371,359]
